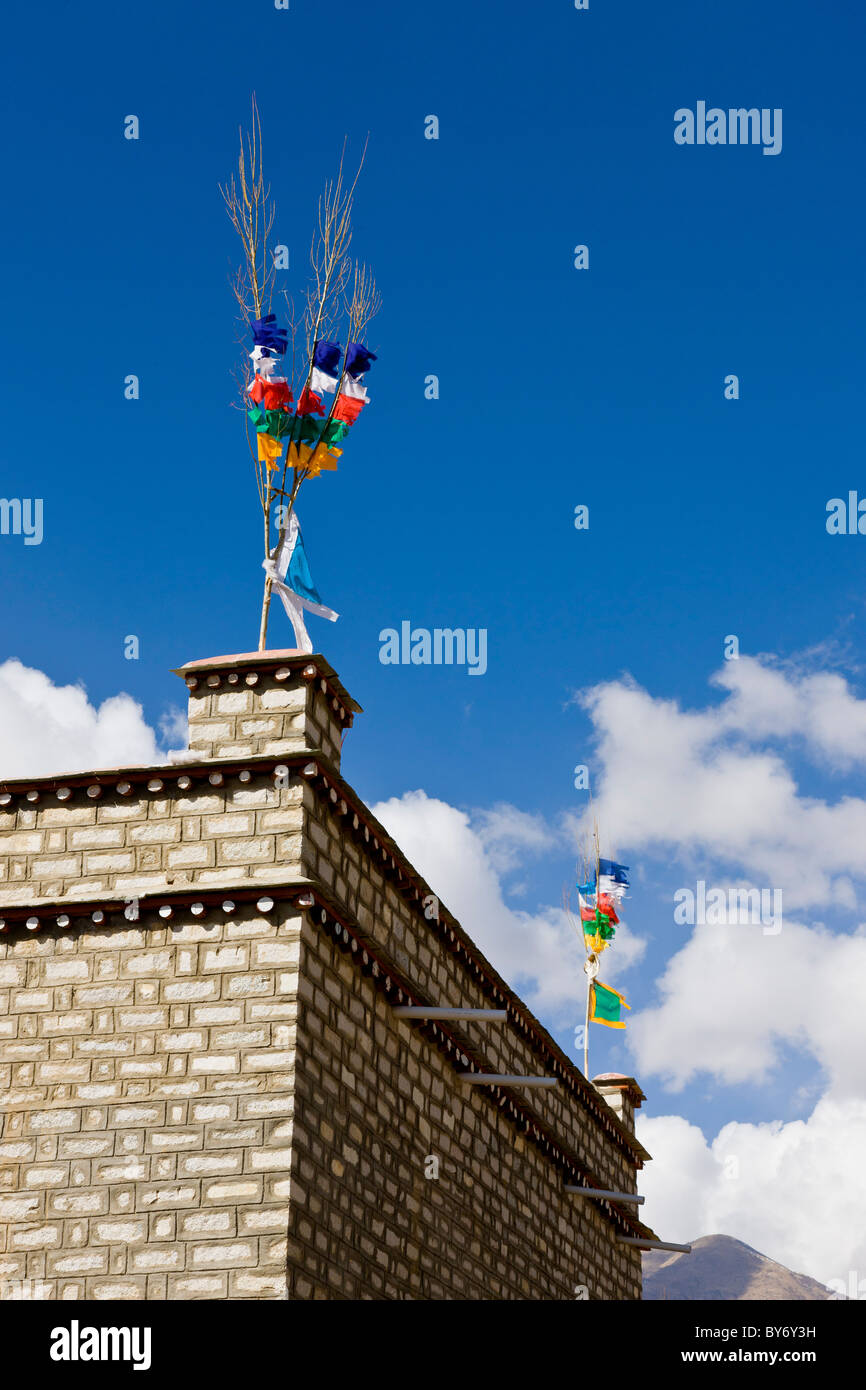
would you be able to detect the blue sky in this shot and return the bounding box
[2,0,866,1276]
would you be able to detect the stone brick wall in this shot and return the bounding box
[0,778,310,911]
[0,651,653,1300]
[289,914,642,1299]
[179,650,356,769]
[0,904,299,1300]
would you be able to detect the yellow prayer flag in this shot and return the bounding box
[291,442,342,478]
[257,433,283,470]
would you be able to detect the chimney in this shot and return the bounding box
[173,650,361,772]
[591,1073,646,1134]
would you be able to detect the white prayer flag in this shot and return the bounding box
[310,366,339,396]
[262,512,338,654]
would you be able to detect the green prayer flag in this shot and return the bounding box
[321,419,350,446]
[589,981,630,1029]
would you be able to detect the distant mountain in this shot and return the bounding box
[642,1234,835,1300]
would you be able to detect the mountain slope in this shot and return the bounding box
[642,1234,834,1300]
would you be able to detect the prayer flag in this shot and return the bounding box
[598,858,630,884]
[291,415,323,446]
[257,432,283,470]
[250,313,287,355]
[341,374,369,401]
[261,512,338,654]
[248,407,296,441]
[320,419,350,446]
[345,342,376,376]
[332,393,366,425]
[588,980,630,1030]
[248,375,292,410]
[288,442,342,477]
[310,367,339,396]
[581,908,615,942]
[249,347,279,376]
[313,340,342,375]
[296,386,324,417]
[596,893,620,924]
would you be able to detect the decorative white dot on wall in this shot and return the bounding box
[275,667,290,682]
[147,780,163,793]
[92,911,105,924]
[26,790,39,803]
[302,665,316,680]
[245,673,259,686]
[56,787,71,802]
[117,782,132,796]
[256,897,274,913]
[190,903,205,916]
[206,675,220,688]
[0,920,6,931]
[57,914,70,928]
[26,917,39,931]
[158,906,172,919]
[86,785,102,799]
[177,775,191,790]
[208,772,223,786]
[0,794,11,806]
[297,892,314,908]
[227,673,239,685]
[238,770,251,783]
[222,901,235,914]
[186,677,198,689]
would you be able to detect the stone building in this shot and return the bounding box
[0,651,656,1300]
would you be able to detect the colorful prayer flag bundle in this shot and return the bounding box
[578,858,630,953]
[245,322,376,477]
[579,854,631,1036]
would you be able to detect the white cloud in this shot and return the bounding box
[638,1098,866,1287]
[0,659,174,778]
[714,655,866,770]
[557,652,866,1282]
[371,789,645,1024]
[568,656,866,910]
[628,916,866,1094]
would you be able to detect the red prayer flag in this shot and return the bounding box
[248,376,292,411]
[597,893,620,924]
[296,387,324,417]
[331,393,366,425]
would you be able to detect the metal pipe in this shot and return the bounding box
[618,1238,692,1253]
[564,1187,645,1204]
[459,1074,558,1086]
[394,1007,507,1020]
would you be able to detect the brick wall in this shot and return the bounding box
[0,651,653,1300]
[289,915,642,1299]
[0,904,299,1300]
